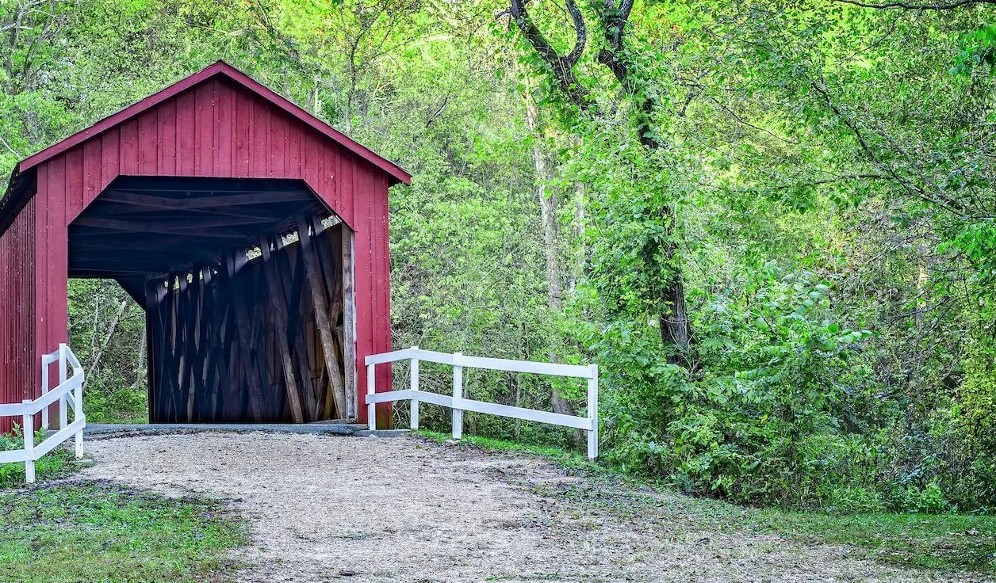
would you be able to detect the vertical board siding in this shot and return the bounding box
[194,81,215,177]
[119,118,139,175]
[37,161,69,402]
[138,109,158,174]
[176,89,196,176]
[0,198,37,433]
[157,100,177,175]
[233,88,251,178]
[82,140,101,214]
[65,148,84,220]
[98,129,120,201]
[2,76,395,425]
[216,81,233,174]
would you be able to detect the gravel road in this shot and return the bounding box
[78,432,978,582]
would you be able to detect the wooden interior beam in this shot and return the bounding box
[71,218,247,238]
[297,215,347,419]
[97,193,307,221]
[258,235,306,423]
[74,215,280,232]
[340,225,357,419]
[115,277,148,309]
[102,189,316,208]
[225,251,265,421]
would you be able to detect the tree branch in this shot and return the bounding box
[810,79,967,215]
[596,1,664,149]
[509,0,591,109]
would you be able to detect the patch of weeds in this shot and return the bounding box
[416,430,600,474]
[0,428,84,488]
[0,482,248,582]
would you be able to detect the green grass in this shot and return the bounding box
[755,509,996,572]
[420,430,996,574]
[0,483,248,583]
[0,431,83,489]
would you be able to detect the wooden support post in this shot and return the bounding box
[367,363,376,430]
[410,347,420,430]
[296,215,347,419]
[587,364,599,460]
[144,279,159,423]
[226,252,266,422]
[341,227,357,420]
[40,358,49,431]
[276,235,319,421]
[74,361,84,459]
[452,352,463,440]
[259,236,305,423]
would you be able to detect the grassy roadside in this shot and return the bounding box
[418,430,996,574]
[0,483,248,582]
[1,437,247,582]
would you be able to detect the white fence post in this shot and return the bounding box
[74,371,84,459]
[410,346,420,430]
[58,344,68,430]
[452,352,463,440]
[587,364,599,460]
[366,363,376,430]
[40,358,49,431]
[21,402,35,483]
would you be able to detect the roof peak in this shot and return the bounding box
[16,61,410,185]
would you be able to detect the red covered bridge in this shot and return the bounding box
[0,61,410,433]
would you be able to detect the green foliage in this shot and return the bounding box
[68,279,148,424]
[592,270,888,508]
[953,24,996,76]
[0,484,247,582]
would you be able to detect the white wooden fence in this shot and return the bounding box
[0,344,86,483]
[365,347,599,459]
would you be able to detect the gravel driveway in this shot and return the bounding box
[78,432,973,582]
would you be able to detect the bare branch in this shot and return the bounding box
[832,0,995,9]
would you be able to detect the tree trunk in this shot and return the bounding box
[88,300,128,382]
[657,207,692,367]
[524,87,580,428]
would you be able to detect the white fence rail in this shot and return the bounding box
[0,344,86,483]
[365,347,599,459]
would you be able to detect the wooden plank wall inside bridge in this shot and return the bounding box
[146,220,350,423]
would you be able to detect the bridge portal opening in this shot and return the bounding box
[69,176,356,423]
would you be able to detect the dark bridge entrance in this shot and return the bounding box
[70,176,353,423]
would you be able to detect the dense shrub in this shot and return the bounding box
[587,270,995,513]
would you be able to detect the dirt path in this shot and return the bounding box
[78,432,970,582]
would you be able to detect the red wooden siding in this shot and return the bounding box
[0,198,37,433]
[1,66,404,427]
